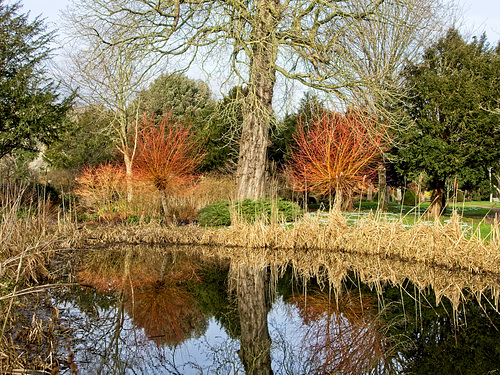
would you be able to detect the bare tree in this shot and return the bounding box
[60,5,162,200]
[343,0,451,115]
[64,0,450,200]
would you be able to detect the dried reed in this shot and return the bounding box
[73,205,500,275]
[0,182,78,373]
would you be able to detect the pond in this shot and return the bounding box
[49,244,500,374]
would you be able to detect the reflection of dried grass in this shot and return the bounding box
[215,246,500,316]
[291,291,376,324]
[77,244,202,291]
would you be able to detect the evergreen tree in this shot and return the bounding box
[136,72,216,128]
[202,86,244,172]
[268,92,326,168]
[394,29,500,214]
[44,106,117,171]
[0,1,72,159]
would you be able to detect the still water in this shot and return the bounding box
[52,244,500,374]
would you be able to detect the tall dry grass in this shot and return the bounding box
[0,182,77,372]
[73,203,500,275]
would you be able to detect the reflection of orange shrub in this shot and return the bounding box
[77,247,207,346]
[291,292,388,374]
[287,110,384,198]
[124,284,206,346]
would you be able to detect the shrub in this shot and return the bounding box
[402,190,417,206]
[74,163,161,221]
[197,201,232,226]
[456,190,465,202]
[197,198,303,226]
[287,110,384,203]
[134,112,205,194]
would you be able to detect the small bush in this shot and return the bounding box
[197,198,303,227]
[455,190,466,202]
[197,201,232,226]
[402,190,417,206]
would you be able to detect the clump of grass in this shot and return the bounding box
[196,201,232,226]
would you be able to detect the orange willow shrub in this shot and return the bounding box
[75,163,159,220]
[287,110,384,206]
[134,113,205,195]
[75,163,127,210]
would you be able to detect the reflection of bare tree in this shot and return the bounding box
[233,264,273,375]
[291,291,390,374]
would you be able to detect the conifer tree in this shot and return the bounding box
[0,1,71,159]
[394,29,500,215]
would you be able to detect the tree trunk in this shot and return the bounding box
[378,165,388,211]
[124,153,134,203]
[429,181,446,217]
[236,0,279,200]
[236,264,273,375]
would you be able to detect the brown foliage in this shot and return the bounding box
[287,110,384,199]
[134,113,205,194]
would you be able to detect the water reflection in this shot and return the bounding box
[233,263,273,374]
[51,244,500,374]
[289,291,389,374]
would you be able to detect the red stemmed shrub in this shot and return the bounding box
[134,112,205,217]
[75,163,128,218]
[287,110,384,209]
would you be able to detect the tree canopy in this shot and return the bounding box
[0,0,72,159]
[135,73,216,125]
[393,29,500,214]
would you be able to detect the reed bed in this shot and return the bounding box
[73,206,500,275]
[0,183,78,373]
